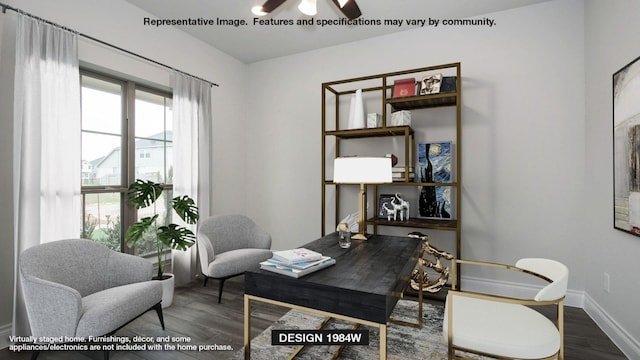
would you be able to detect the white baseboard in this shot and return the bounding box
[0,322,11,350]
[584,293,640,359]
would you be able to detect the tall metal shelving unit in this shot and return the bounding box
[321,62,462,289]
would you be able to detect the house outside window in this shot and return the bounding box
[80,71,173,256]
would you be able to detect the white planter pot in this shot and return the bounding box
[157,273,175,308]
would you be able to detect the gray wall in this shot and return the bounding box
[584,0,640,356]
[246,1,586,285]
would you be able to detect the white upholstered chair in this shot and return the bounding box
[444,258,569,360]
[197,214,272,303]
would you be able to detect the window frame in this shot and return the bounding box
[80,69,173,255]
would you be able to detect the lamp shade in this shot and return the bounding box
[333,157,392,184]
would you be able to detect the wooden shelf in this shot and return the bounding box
[387,92,458,111]
[388,181,459,187]
[324,180,459,187]
[367,217,457,231]
[324,126,413,139]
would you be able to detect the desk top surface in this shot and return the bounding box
[245,232,422,323]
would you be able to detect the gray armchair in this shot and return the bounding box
[19,239,164,359]
[197,214,273,303]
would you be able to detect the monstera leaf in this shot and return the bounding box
[125,215,158,247]
[158,224,196,251]
[128,179,163,209]
[172,195,199,225]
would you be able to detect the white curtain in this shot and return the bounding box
[12,14,81,335]
[172,72,212,286]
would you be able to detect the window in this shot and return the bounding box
[80,71,173,256]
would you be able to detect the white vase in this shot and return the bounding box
[347,89,365,129]
[157,273,175,308]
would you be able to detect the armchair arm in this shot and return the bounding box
[105,251,153,288]
[451,258,559,305]
[447,287,560,307]
[20,274,82,339]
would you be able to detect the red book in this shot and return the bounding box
[392,78,416,98]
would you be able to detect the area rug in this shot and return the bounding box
[232,299,483,359]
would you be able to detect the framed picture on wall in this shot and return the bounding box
[614,55,640,236]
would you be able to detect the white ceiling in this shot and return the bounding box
[125,0,550,64]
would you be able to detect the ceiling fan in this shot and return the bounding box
[252,0,362,20]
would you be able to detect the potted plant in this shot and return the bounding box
[125,179,199,307]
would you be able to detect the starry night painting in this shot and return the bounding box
[417,142,453,219]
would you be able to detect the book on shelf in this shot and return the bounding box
[392,166,414,173]
[392,78,416,98]
[392,166,414,179]
[392,170,415,182]
[271,248,323,266]
[260,256,336,278]
[267,255,332,270]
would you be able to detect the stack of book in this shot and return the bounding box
[392,166,415,182]
[260,248,336,278]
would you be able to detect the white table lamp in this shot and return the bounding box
[333,157,393,240]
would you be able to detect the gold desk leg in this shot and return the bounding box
[287,317,332,360]
[379,324,387,360]
[244,295,251,360]
[389,258,424,329]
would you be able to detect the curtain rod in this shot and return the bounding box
[0,2,219,87]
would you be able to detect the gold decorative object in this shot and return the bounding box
[408,231,454,293]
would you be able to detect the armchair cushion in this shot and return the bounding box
[443,295,560,359]
[76,281,162,337]
[206,248,273,278]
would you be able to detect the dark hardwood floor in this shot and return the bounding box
[0,276,628,359]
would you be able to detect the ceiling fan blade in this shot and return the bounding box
[260,0,288,13]
[331,0,361,19]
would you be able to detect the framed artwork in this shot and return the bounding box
[614,55,640,236]
[417,142,453,219]
[419,74,442,95]
[417,142,452,183]
[377,194,396,219]
[418,186,452,219]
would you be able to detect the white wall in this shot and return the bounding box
[247,0,586,283]
[584,0,640,357]
[0,0,248,341]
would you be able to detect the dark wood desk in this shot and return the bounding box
[243,232,423,359]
